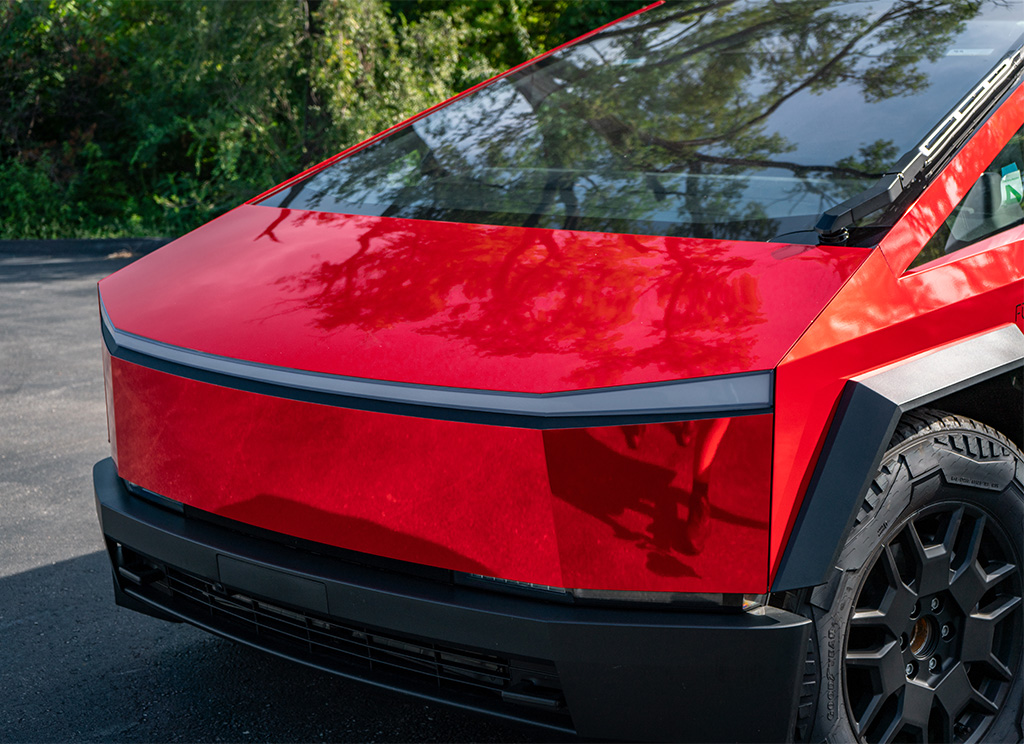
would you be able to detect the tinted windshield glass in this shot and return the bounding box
[262,0,1024,241]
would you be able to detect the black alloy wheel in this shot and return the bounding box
[802,409,1024,744]
[845,502,1021,742]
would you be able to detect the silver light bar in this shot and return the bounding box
[100,298,773,420]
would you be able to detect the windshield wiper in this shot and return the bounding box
[816,39,1024,245]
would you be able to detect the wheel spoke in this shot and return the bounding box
[974,691,1000,716]
[856,691,891,736]
[846,639,906,697]
[852,596,917,639]
[961,596,1021,668]
[982,561,1017,591]
[932,694,956,744]
[960,613,996,666]
[931,661,1000,743]
[871,693,906,744]
[882,540,904,584]
[907,520,953,597]
[850,608,887,626]
[953,512,985,570]
[899,679,935,735]
[852,544,918,637]
[939,505,966,555]
[949,561,990,615]
[988,654,1014,682]
[977,594,1022,624]
[884,546,919,628]
[932,662,975,722]
[907,519,928,568]
[948,515,996,613]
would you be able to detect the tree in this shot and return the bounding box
[0,0,646,239]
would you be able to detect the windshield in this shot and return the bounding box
[261,0,1024,242]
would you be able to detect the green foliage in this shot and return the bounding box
[0,0,647,239]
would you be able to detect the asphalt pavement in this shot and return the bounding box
[0,240,555,743]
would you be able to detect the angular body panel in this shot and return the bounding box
[769,86,1024,575]
[99,206,867,392]
[110,351,772,592]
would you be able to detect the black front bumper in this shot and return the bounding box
[94,458,811,742]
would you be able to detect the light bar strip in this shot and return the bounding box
[101,300,772,419]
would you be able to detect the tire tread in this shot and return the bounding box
[888,407,1018,453]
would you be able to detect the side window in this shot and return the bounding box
[911,123,1024,269]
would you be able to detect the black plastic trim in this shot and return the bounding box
[99,298,772,429]
[815,149,925,240]
[772,325,1024,591]
[95,457,810,742]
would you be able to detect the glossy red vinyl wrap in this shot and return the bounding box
[769,84,1024,578]
[98,182,870,592]
[99,209,866,591]
[104,87,1024,594]
[99,207,867,393]
[110,352,773,592]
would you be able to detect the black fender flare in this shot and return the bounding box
[771,323,1024,592]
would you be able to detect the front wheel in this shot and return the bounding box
[803,409,1023,743]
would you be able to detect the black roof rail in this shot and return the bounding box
[816,40,1024,245]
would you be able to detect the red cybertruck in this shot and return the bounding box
[94,1,1024,741]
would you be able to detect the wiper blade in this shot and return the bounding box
[817,39,1024,245]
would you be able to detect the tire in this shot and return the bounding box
[803,409,1023,743]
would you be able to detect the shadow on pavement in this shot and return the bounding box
[0,552,560,743]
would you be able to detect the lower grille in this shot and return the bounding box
[114,544,568,725]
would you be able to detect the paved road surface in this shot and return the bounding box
[0,240,555,743]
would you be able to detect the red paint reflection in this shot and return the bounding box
[100,205,867,393]
[271,211,768,389]
[543,414,771,591]
[216,495,496,575]
[111,356,772,592]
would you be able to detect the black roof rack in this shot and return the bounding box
[816,39,1024,245]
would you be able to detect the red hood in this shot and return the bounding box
[99,204,868,393]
